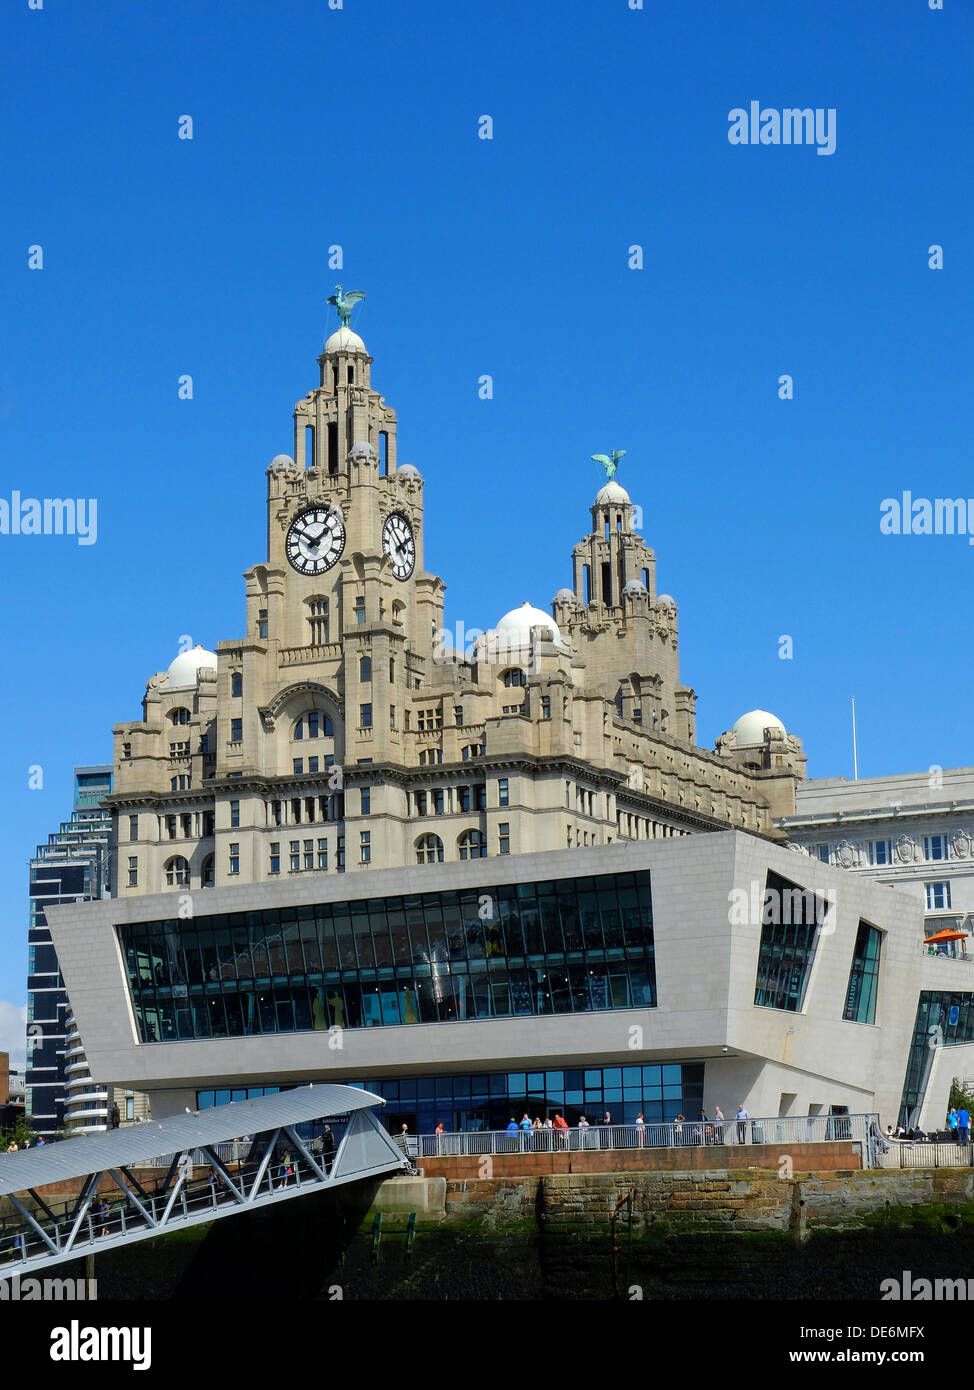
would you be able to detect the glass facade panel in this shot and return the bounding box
[118,870,658,1040]
[899,990,974,1125]
[843,920,883,1024]
[753,870,826,1013]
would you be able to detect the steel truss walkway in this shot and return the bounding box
[0,1084,407,1275]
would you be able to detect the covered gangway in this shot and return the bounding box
[0,1084,406,1275]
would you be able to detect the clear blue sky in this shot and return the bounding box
[1,0,971,1053]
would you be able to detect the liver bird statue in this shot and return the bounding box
[327,284,366,328]
[592,450,626,480]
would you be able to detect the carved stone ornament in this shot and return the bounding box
[895,833,918,864]
[950,829,972,859]
[836,839,857,869]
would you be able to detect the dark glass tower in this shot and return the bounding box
[27,767,112,1137]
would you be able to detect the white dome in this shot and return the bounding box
[732,709,786,745]
[496,602,561,648]
[167,645,218,689]
[397,463,422,480]
[595,481,631,507]
[349,440,377,459]
[268,453,295,471]
[623,579,647,595]
[324,327,366,354]
[656,593,676,609]
[553,587,575,603]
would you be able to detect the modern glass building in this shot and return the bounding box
[118,869,656,1044]
[27,767,113,1136]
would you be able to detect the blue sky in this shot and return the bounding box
[0,0,971,1056]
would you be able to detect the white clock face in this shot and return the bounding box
[383,512,415,580]
[286,506,345,575]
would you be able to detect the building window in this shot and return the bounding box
[866,839,892,866]
[404,710,411,731]
[360,655,372,682]
[361,787,371,815]
[390,658,395,681]
[753,870,825,1012]
[165,815,177,839]
[844,921,883,1024]
[201,855,215,887]
[165,856,190,887]
[294,711,334,740]
[290,840,300,871]
[293,759,304,775]
[169,740,190,756]
[304,839,315,871]
[128,856,138,887]
[230,718,243,743]
[462,744,485,761]
[414,791,428,817]
[258,609,268,639]
[502,704,524,716]
[454,706,464,726]
[129,814,138,841]
[228,844,239,875]
[390,705,396,730]
[498,822,510,855]
[458,785,472,813]
[541,695,551,720]
[171,775,191,791]
[317,838,328,870]
[337,835,345,871]
[122,742,132,758]
[926,881,952,910]
[475,784,487,811]
[181,813,192,838]
[360,704,372,728]
[459,829,486,860]
[498,778,509,808]
[816,844,830,864]
[230,800,240,828]
[308,756,319,774]
[420,748,443,766]
[200,733,209,755]
[416,834,444,864]
[170,708,190,726]
[360,831,371,864]
[924,835,949,862]
[231,671,243,697]
[354,597,366,625]
[432,789,445,815]
[502,668,527,688]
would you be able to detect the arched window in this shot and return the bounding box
[293,711,335,740]
[230,672,243,698]
[360,655,372,682]
[501,668,527,688]
[169,707,190,726]
[165,856,190,888]
[458,829,487,861]
[306,596,329,646]
[201,854,215,888]
[416,834,444,865]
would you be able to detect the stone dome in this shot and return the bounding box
[732,709,786,745]
[268,453,295,471]
[595,481,631,507]
[323,327,367,354]
[496,602,562,648]
[349,441,377,459]
[397,464,422,481]
[656,593,677,609]
[167,645,218,689]
[623,579,647,596]
[553,587,575,603]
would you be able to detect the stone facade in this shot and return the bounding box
[106,318,806,900]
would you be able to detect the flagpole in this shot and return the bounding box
[851,696,859,781]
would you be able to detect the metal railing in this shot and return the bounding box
[399,1113,877,1161]
[875,1139,974,1169]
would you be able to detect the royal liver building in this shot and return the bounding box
[108,306,807,900]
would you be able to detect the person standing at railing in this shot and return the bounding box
[713,1106,725,1144]
[553,1112,569,1149]
[578,1115,590,1149]
[958,1107,971,1147]
[321,1125,336,1172]
[635,1113,646,1147]
[948,1108,958,1142]
[506,1117,519,1134]
[736,1103,750,1144]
